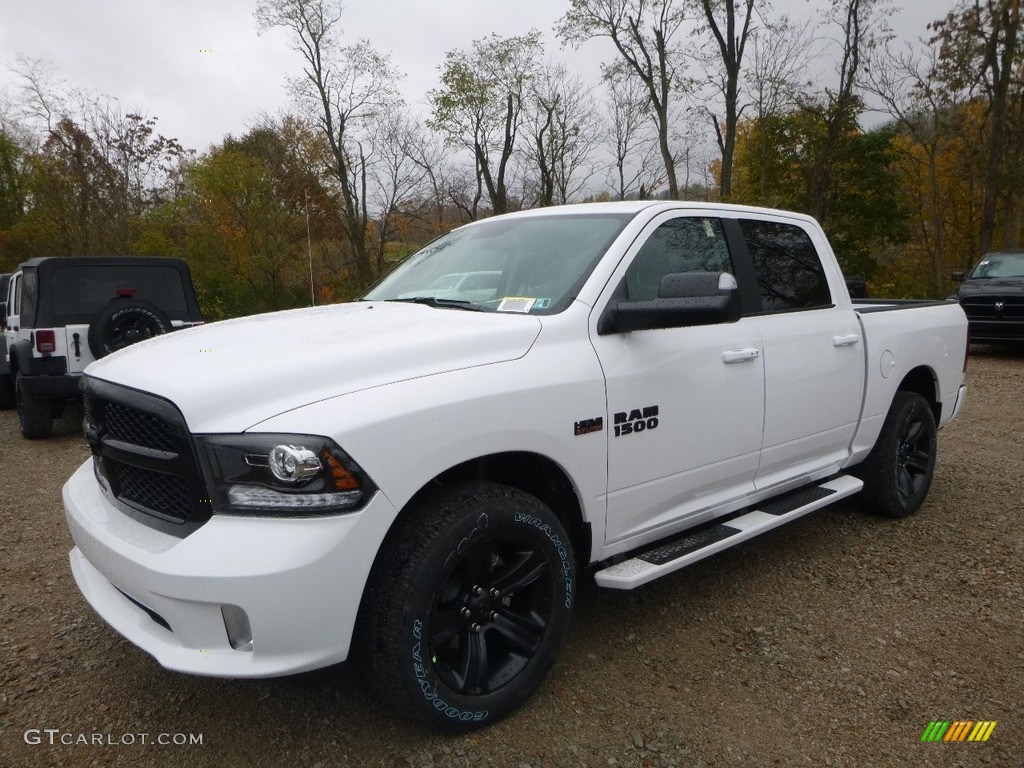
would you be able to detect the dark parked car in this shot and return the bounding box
[952,250,1024,345]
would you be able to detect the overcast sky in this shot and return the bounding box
[0,0,959,154]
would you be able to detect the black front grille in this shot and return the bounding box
[107,461,193,522]
[83,378,211,534]
[960,295,1024,320]
[103,401,178,452]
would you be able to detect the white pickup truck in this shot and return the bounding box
[62,202,968,730]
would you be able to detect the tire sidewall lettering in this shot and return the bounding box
[442,511,489,571]
[410,619,489,723]
[513,512,574,609]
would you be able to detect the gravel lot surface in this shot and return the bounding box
[1,348,1021,768]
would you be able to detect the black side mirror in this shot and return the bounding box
[951,272,966,283]
[598,272,741,335]
[0,301,7,329]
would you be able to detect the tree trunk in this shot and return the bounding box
[657,106,678,199]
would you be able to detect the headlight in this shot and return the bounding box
[196,433,375,515]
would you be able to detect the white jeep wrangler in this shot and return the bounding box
[1,256,203,438]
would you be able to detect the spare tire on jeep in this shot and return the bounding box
[87,298,173,359]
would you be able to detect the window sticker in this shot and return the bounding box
[533,298,551,309]
[702,218,715,238]
[497,297,536,313]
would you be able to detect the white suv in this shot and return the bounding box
[1,256,203,438]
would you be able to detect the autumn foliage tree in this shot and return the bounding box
[429,31,544,216]
[4,0,1023,310]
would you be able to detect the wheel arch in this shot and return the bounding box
[896,365,940,423]
[398,451,593,569]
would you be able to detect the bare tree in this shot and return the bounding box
[602,68,665,200]
[559,0,692,198]
[394,121,454,234]
[368,107,440,272]
[256,0,402,284]
[524,63,601,206]
[696,0,757,198]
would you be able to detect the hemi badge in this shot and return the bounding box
[574,417,603,436]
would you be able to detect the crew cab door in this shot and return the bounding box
[591,213,765,545]
[733,217,865,488]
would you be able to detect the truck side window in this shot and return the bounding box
[739,219,832,311]
[624,217,733,301]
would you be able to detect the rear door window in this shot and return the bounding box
[738,219,832,312]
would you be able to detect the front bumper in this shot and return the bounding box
[966,319,1024,344]
[63,459,398,678]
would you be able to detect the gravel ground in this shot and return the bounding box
[1,348,1021,768]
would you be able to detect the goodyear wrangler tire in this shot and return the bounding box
[857,391,937,518]
[358,481,575,731]
[87,299,171,359]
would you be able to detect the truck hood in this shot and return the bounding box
[86,301,542,432]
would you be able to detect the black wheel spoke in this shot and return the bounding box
[456,631,489,693]
[904,419,924,446]
[898,467,916,497]
[493,550,548,594]
[492,608,546,655]
[905,449,931,474]
[429,606,464,647]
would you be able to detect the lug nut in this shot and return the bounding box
[471,623,482,633]
[461,607,471,618]
[473,586,484,596]
[489,611,498,621]
[489,588,501,599]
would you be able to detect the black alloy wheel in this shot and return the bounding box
[895,411,933,502]
[857,391,937,518]
[428,532,555,696]
[359,481,575,730]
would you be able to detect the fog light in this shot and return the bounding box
[221,604,253,652]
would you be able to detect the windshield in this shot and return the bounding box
[363,213,636,313]
[970,252,1024,279]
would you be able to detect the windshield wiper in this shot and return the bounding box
[385,297,487,312]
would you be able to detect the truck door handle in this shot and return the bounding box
[722,348,761,364]
[833,334,861,347]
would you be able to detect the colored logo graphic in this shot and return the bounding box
[921,720,997,742]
